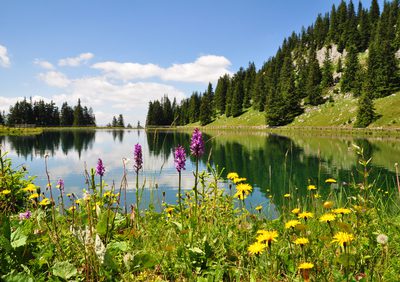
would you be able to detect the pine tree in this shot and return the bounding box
[243,62,256,108]
[73,99,84,126]
[0,111,4,125]
[230,68,245,117]
[321,48,334,88]
[358,6,371,51]
[112,116,118,127]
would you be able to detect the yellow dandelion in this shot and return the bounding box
[233,177,247,184]
[248,242,265,255]
[75,199,82,205]
[323,201,333,209]
[298,262,314,270]
[319,213,336,223]
[294,237,309,246]
[292,208,301,214]
[236,183,252,195]
[39,198,51,206]
[2,189,11,195]
[284,193,291,198]
[255,205,262,211]
[22,184,37,192]
[165,207,174,217]
[298,211,314,220]
[29,193,39,199]
[314,193,321,199]
[285,220,301,229]
[227,172,239,180]
[325,178,337,184]
[66,193,72,197]
[332,232,354,247]
[103,191,112,197]
[307,185,317,191]
[256,230,278,245]
[332,208,351,215]
[68,206,76,212]
[234,191,246,200]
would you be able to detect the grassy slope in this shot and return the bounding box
[205,92,400,128]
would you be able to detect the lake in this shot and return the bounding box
[1,129,399,212]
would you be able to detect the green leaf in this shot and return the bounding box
[132,252,157,271]
[52,261,77,280]
[171,221,182,231]
[107,241,129,252]
[2,271,34,282]
[96,212,109,236]
[0,215,11,241]
[10,227,27,248]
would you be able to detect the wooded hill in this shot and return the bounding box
[146,0,400,128]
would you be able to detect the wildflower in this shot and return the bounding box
[298,262,314,270]
[67,193,72,197]
[323,201,333,209]
[285,220,301,229]
[103,191,112,197]
[2,189,11,195]
[96,158,105,177]
[256,230,278,247]
[248,242,265,255]
[29,193,39,199]
[332,232,354,248]
[325,178,337,183]
[190,128,205,157]
[22,184,36,192]
[39,198,51,206]
[284,193,291,198]
[236,183,252,195]
[332,208,351,215]
[294,237,309,246]
[19,211,31,220]
[134,143,143,172]
[68,206,76,212]
[56,179,64,194]
[314,193,321,199]
[227,172,239,180]
[234,191,246,200]
[376,234,388,245]
[75,199,82,205]
[174,145,186,172]
[255,205,262,211]
[307,185,317,191]
[319,213,336,223]
[83,192,91,201]
[292,208,300,214]
[298,211,313,220]
[165,207,174,217]
[233,177,247,184]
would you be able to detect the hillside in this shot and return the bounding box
[203,92,400,128]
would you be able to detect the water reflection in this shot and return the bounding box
[0,129,398,209]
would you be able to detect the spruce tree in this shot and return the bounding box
[243,62,256,108]
[305,48,324,106]
[341,45,361,95]
[117,114,125,127]
[321,48,334,89]
[214,74,229,114]
[199,92,212,125]
[354,91,376,128]
[230,68,245,117]
[73,99,84,126]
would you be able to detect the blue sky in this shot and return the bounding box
[0,0,384,125]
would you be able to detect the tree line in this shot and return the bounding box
[0,98,96,127]
[146,0,400,128]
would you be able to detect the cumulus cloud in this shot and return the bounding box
[0,44,11,67]
[34,59,54,69]
[38,71,71,88]
[58,52,94,67]
[92,55,232,83]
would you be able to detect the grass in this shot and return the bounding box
[0,126,43,136]
[1,134,400,281]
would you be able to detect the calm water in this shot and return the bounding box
[1,129,399,211]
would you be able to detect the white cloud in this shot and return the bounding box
[92,55,232,83]
[34,59,54,69]
[38,71,71,88]
[58,52,94,67]
[0,44,11,67]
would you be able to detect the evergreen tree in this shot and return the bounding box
[0,111,4,125]
[354,91,376,128]
[243,62,256,108]
[188,92,201,122]
[358,6,371,51]
[73,99,84,126]
[305,48,324,105]
[112,116,118,127]
[341,45,361,95]
[230,68,245,117]
[117,114,125,127]
[199,92,212,126]
[321,48,334,88]
[214,74,229,114]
